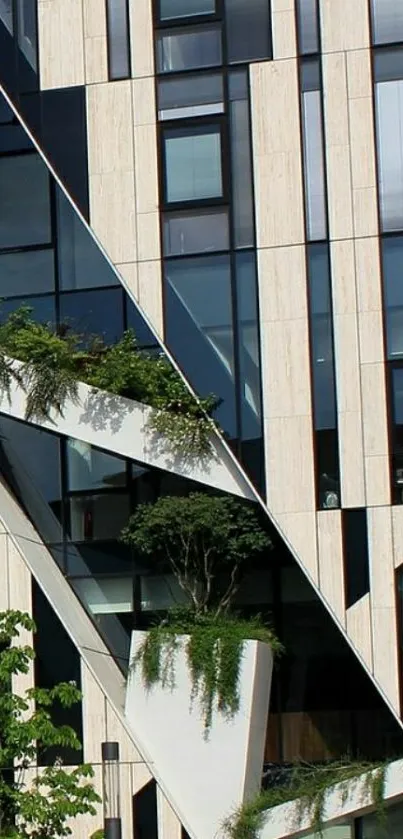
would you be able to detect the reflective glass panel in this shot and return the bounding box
[164,254,237,436]
[0,248,54,297]
[57,190,119,290]
[371,0,403,45]
[163,209,229,255]
[126,299,159,348]
[0,0,13,34]
[382,235,403,357]
[301,86,327,240]
[18,0,37,71]
[374,47,403,82]
[225,0,271,63]
[236,252,262,440]
[361,799,403,837]
[0,154,51,249]
[66,439,127,492]
[229,69,254,247]
[308,244,336,430]
[164,124,223,203]
[160,0,215,20]
[156,25,222,73]
[0,294,56,324]
[68,494,130,541]
[375,77,403,230]
[158,73,224,120]
[59,288,124,344]
[296,0,319,54]
[106,0,131,79]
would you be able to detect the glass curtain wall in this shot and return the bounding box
[155,0,268,492]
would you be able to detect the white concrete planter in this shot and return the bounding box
[125,631,273,839]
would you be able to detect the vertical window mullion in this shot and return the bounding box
[105,0,132,80]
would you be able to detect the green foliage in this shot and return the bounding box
[0,610,100,838]
[0,307,216,456]
[122,493,271,616]
[89,831,104,839]
[133,609,282,736]
[224,760,390,839]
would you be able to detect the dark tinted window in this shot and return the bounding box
[59,288,124,343]
[57,189,119,290]
[163,124,223,204]
[41,87,89,218]
[382,235,403,358]
[236,251,262,440]
[343,509,370,608]
[0,154,51,249]
[224,0,271,63]
[133,780,158,839]
[371,0,403,45]
[308,244,337,430]
[0,248,54,297]
[159,0,215,20]
[296,0,319,54]
[156,24,222,73]
[106,0,131,80]
[229,69,255,248]
[163,208,229,255]
[158,72,224,120]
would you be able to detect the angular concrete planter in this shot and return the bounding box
[125,631,273,839]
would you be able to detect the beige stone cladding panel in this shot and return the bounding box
[138,261,164,338]
[331,240,365,508]
[38,0,85,89]
[322,52,354,241]
[317,510,345,626]
[367,507,400,714]
[129,0,154,78]
[346,594,373,672]
[157,788,182,839]
[347,49,379,239]
[81,661,107,765]
[320,0,370,53]
[83,0,108,84]
[277,512,319,585]
[250,60,305,248]
[271,0,297,59]
[8,539,34,703]
[361,364,391,506]
[87,82,137,265]
[0,532,9,611]
[392,506,403,568]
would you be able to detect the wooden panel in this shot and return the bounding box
[81,662,107,764]
[320,0,370,53]
[346,593,373,671]
[317,510,345,625]
[38,0,85,89]
[250,60,304,248]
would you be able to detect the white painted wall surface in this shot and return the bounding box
[125,633,273,839]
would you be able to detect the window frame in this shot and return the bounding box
[155,21,223,75]
[154,0,223,28]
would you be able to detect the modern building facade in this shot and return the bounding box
[1,0,403,837]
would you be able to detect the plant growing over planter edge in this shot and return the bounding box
[224,758,390,839]
[0,307,218,458]
[121,493,281,733]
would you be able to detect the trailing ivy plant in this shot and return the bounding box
[224,759,390,839]
[0,307,217,457]
[122,493,281,734]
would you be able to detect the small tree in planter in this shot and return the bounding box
[121,493,282,733]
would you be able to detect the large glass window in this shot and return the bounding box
[0,248,54,297]
[382,235,403,358]
[371,0,403,46]
[224,0,272,63]
[66,439,127,492]
[68,494,130,541]
[164,254,237,436]
[359,798,403,837]
[236,251,262,439]
[0,154,51,249]
[158,73,224,120]
[156,24,222,73]
[342,509,370,609]
[374,49,403,232]
[308,244,337,430]
[163,208,229,255]
[296,0,319,54]
[159,0,215,21]
[59,288,124,344]
[0,0,13,34]
[229,70,255,248]
[106,0,131,80]
[57,190,119,290]
[163,124,223,204]
[301,59,327,241]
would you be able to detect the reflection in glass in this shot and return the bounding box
[57,190,119,290]
[164,254,237,437]
[0,248,54,297]
[301,62,327,241]
[163,124,223,203]
[106,0,131,79]
[0,294,56,325]
[0,154,51,249]
[236,252,262,440]
[66,439,126,492]
[308,245,336,429]
[225,0,271,63]
[371,0,403,45]
[375,76,403,231]
[160,0,215,20]
[156,25,222,73]
[0,0,13,34]
[68,494,130,541]
[382,235,403,357]
[229,69,255,248]
[59,288,124,344]
[158,73,224,120]
[163,209,229,255]
[296,0,319,54]
[17,0,37,71]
